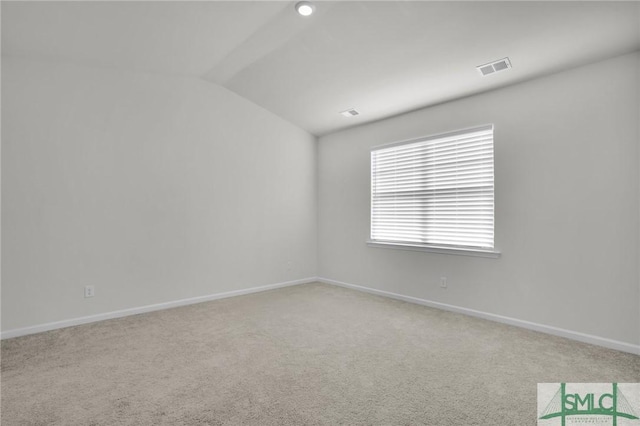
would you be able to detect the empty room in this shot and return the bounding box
[1,1,639,425]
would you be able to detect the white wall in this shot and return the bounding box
[318,52,640,347]
[2,57,317,332]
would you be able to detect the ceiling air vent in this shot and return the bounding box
[340,108,360,117]
[477,57,512,76]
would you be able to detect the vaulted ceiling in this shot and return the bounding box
[3,1,639,135]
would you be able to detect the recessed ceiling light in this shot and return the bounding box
[477,57,512,76]
[340,108,360,117]
[295,1,315,17]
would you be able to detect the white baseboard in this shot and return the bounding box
[5,276,639,356]
[317,277,640,356]
[1,277,317,340]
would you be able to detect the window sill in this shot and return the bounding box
[366,240,501,258]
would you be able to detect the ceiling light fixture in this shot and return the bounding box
[295,1,315,17]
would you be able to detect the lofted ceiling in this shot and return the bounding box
[2,1,639,136]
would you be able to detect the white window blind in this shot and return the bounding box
[370,124,494,251]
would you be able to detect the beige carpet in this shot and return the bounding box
[1,282,639,425]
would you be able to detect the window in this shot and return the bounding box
[369,124,498,257]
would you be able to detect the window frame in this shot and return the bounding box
[367,124,500,258]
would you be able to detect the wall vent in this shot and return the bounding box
[340,108,360,117]
[477,57,512,76]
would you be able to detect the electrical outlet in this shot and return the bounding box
[84,285,95,298]
[440,277,447,288]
